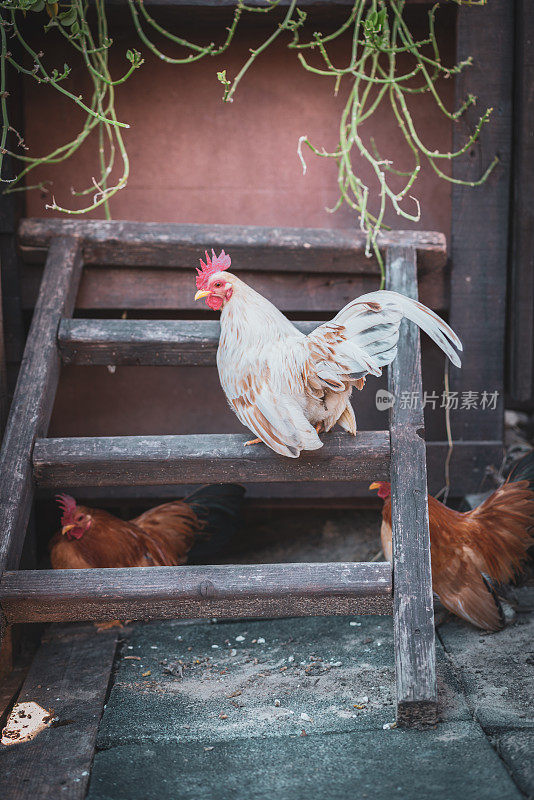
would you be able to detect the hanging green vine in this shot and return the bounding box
[0,0,493,274]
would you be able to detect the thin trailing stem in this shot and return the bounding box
[0,0,494,231]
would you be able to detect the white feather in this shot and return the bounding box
[214,273,462,457]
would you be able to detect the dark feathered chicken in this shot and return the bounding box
[50,484,245,569]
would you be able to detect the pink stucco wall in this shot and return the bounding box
[23,7,454,235]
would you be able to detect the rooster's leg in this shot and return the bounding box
[244,437,262,447]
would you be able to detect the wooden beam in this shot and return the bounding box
[22,262,447,313]
[0,624,118,800]
[0,563,393,623]
[387,246,437,727]
[35,440,500,502]
[508,0,534,405]
[59,318,319,366]
[19,219,447,272]
[0,236,83,574]
[449,0,513,439]
[32,431,391,486]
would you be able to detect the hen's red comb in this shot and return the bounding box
[55,494,77,519]
[196,249,231,291]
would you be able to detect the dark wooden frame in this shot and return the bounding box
[0,222,439,726]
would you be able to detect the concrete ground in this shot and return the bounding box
[85,510,534,800]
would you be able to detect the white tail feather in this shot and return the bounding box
[336,290,462,369]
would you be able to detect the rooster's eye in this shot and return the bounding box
[214,281,222,288]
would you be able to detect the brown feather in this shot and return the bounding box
[50,502,204,570]
[380,478,534,631]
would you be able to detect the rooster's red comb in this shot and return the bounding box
[55,494,77,519]
[196,249,232,291]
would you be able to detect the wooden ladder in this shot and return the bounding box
[0,221,439,727]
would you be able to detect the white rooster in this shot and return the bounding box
[194,250,462,458]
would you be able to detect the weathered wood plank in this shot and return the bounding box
[35,440,501,502]
[449,0,513,439]
[508,0,534,404]
[0,563,393,624]
[386,246,437,727]
[22,263,447,312]
[32,431,391,486]
[19,219,447,272]
[0,624,118,800]
[59,319,319,366]
[59,316,465,366]
[0,236,83,574]
[30,442,503,503]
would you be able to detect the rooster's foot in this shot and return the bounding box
[244,438,262,447]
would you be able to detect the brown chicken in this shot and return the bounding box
[370,451,534,631]
[50,484,244,569]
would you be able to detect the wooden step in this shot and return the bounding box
[0,562,393,623]
[58,318,319,366]
[32,432,391,487]
[19,218,447,272]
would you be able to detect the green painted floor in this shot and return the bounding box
[86,603,534,800]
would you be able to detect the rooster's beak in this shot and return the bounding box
[194,290,210,301]
[61,524,75,535]
[369,482,381,492]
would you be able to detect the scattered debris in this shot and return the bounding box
[204,746,214,751]
[230,649,237,656]
[257,638,266,644]
[349,621,361,627]
[227,690,242,698]
[235,636,245,642]
[1,702,55,746]
[219,713,228,720]
[142,671,151,677]
[124,655,141,661]
[300,713,312,722]
[300,729,307,736]
[382,721,397,730]
[162,661,184,679]
[274,699,281,707]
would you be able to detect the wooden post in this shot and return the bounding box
[450,0,513,442]
[508,0,534,405]
[386,246,437,727]
[0,236,83,578]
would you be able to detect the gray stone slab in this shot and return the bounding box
[496,730,534,799]
[88,722,522,800]
[438,601,534,733]
[97,616,468,749]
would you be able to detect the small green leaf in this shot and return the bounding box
[59,7,77,26]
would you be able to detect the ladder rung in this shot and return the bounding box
[58,319,320,366]
[19,218,447,271]
[0,562,393,623]
[33,432,391,487]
